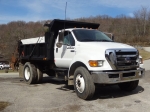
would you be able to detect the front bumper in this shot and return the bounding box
[91,68,145,84]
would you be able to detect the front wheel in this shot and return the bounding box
[74,67,95,100]
[118,80,139,91]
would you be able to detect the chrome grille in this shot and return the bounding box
[105,49,139,70]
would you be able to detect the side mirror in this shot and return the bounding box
[56,31,64,48]
[56,42,62,48]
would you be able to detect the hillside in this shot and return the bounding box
[0,7,150,61]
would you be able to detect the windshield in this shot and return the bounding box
[73,29,113,42]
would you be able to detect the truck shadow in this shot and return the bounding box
[41,77,144,100]
[42,77,75,91]
[19,77,144,100]
[55,83,144,100]
[42,77,67,85]
[92,85,144,100]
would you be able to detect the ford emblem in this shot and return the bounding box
[125,57,131,63]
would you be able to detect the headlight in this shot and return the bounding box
[137,57,143,64]
[139,58,143,64]
[89,60,104,67]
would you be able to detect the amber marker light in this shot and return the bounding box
[43,58,47,60]
[89,60,98,67]
[89,60,104,67]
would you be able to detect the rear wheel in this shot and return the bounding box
[118,80,139,91]
[74,67,95,100]
[36,66,43,83]
[23,62,37,84]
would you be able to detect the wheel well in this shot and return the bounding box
[69,61,88,79]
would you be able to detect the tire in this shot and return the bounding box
[23,62,37,84]
[74,67,95,100]
[118,80,139,91]
[36,66,43,83]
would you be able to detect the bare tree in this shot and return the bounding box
[134,6,149,36]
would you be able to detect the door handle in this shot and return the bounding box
[70,50,75,52]
[56,48,58,53]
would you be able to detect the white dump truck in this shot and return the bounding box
[18,19,145,100]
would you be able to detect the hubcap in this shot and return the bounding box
[24,67,30,80]
[75,74,85,93]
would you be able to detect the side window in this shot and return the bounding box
[63,31,75,46]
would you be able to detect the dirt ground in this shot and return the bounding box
[0,71,150,112]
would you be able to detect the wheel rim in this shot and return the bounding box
[24,66,30,80]
[75,74,85,93]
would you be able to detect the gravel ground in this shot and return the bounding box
[0,70,150,112]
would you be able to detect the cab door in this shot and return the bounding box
[54,31,76,68]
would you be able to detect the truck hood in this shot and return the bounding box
[77,42,135,50]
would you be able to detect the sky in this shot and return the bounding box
[0,0,150,24]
